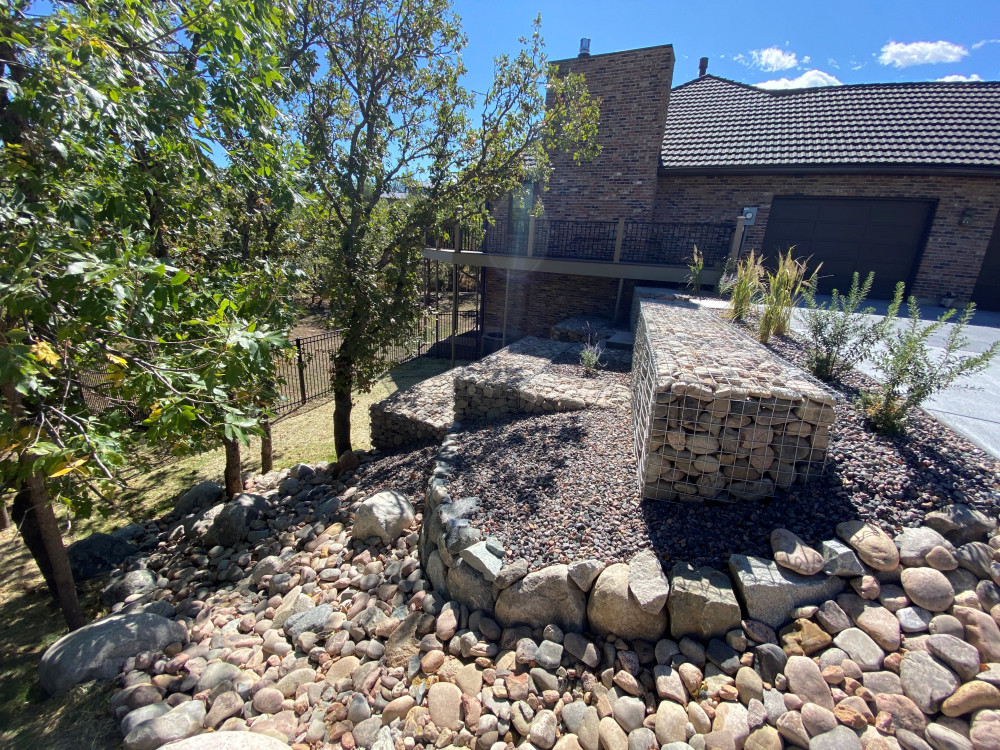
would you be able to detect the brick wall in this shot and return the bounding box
[483,267,638,338]
[652,172,1000,302]
[542,45,675,222]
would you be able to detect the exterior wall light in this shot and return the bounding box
[959,208,973,226]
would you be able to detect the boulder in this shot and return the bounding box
[924,504,997,545]
[836,521,900,571]
[447,558,496,615]
[39,613,186,696]
[174,480,224,517]
[102,569,157,607]
[668,563,741,640]
[728,554,845,629]
[204,493,269,548]
[628,550,670,614]
[496,564,587,632]
[354,490,415,543]
[586,563,667,641]
[66,532,135,581]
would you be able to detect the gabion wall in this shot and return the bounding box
[632,297,836,502]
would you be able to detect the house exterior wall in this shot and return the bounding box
[484,267,638,338]
[542,45,675,221]
[652,172,1000,302]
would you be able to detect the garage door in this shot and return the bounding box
[971,211,1000,311]
[760,197,935,299]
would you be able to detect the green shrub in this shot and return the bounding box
[801,271,896,381]
[685,245,704,295]
[580,340,604,375]
[758,249,818,344]
[720,250,764,323]
[859,292,1000,434]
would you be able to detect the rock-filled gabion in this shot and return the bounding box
[631,296,837,503]
[370,369,461,451]
[37,445,1000,750]
[454,337,628,422]
[550,315,617,344]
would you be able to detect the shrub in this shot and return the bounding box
[859,292,1000,434]
[580,340,604,375]
[720,250,764,323]
[759,249,818,344]
[685,245,704,295]
[801,271,896,381]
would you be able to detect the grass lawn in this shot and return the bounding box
[0,355,464,750]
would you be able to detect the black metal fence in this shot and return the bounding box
[447,217,735,266]
[274,309,481,417]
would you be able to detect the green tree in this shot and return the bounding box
[286,0,600,455]
[0,0,295,628]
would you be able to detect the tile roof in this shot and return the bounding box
[660,75,1000,172]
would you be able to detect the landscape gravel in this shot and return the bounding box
[446,329,1000,572]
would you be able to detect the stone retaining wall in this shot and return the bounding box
[632,294,837,502]
[454,337,628,422]
[369,369,460,451]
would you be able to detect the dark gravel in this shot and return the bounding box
[445,332,1000,572]
[355,443,439,513]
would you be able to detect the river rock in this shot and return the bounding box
[771,529,824,575]
[924,504,997,545]
[901,568,955,612]
[205,493,269,548]
[836,521,900,571]
[784,655,834,711]
[122,700,205,750]
[899,651,961,714]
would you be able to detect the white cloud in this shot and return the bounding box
[751,46,799,71]
[827,57,839,69]
[732,52,747,65]
[756,69,842,90]
[936,74,984,82]
[878,40,968,68]
[802,55,812,64]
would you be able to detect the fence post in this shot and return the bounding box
[296,339,307,406]
[613,217,625,263]
[526,216,536,257]
[436,314,440,352]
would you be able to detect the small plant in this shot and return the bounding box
[859,289,1000,434]
[580,324,604,375]
[685,245,704,295]
[758,249,818,344]
[801,271,896,381]
[720,250,764,323]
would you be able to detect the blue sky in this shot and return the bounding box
[455,0,1000,90]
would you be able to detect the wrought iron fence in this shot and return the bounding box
[273,310,481,417]
[621,221,735,266]
[439,217,735,267]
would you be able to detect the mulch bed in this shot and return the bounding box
[444,329,1000,573]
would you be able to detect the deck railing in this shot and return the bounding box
[432,217,736,267]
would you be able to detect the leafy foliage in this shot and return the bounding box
[285,0,601,453]
[800,272,896,381]
[758,249,818,344]
[859,295,999,434]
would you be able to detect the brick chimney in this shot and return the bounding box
[699,57,709,76]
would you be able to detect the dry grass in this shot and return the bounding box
[0,355,462,749]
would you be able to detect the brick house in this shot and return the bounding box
[423,43,1000,341]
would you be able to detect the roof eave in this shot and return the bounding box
[657,163,1000,178]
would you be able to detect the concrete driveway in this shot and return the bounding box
[791,299,1000,458]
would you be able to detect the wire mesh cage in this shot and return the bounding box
[632,295,837,503]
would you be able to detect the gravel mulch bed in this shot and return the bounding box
[355,443,439,511]
[444,328,1000,572]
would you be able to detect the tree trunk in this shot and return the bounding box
[0,499,9,530]
[332,352,354,457]
[222,436,242,498]
[11,486,57,597]
[260,418,273,474]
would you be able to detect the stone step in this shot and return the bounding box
[603,331,634,350]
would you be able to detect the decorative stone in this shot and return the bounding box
[784,655,835,711]
[587,563,667,641]
[899,651,961,714]
[833,628,884,672]
[895,527,953,567]
[496,564,587,632]
[924,504,997,545]
[568,559,606,592]
[819,539,866,577]
[353,490,415,543]
[900,568,955,612]
[728,554,844,629]
[668,563,741,640]
[628,550,670,614]
[459,541,504,582]
[940,681,1000,717]
[953,606,1000,662]
[927,634,981,682]
[836,521,900,572]
[770,529,824,575]
[837,594,901,652]
[427,682,463,730]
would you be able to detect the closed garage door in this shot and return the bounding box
[760,196,935,299]
[971,211,1000,311]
